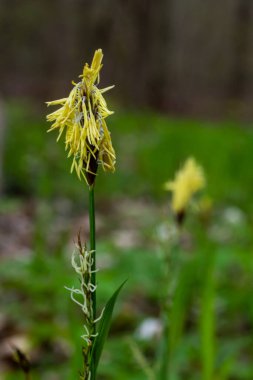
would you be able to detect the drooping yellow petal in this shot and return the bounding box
[46,98,68,106]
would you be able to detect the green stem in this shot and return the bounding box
[89,186,96,380]
[89,186,96,323]
[158,241,179,380]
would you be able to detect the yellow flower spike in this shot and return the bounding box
[46,49,115,186]
[164,157,205,221]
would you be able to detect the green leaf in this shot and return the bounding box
[91,280,127,374]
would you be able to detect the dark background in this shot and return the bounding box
[1,0,253,118]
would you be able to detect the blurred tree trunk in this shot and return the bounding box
[147,0,172,110]
[0,99,5,195]
[52,0,80,97]
[229,0,252,100]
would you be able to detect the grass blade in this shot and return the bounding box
[91,280,127,374]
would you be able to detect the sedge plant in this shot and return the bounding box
[130,157,206,380]
[160,157,206,379]
[46,49,125,380]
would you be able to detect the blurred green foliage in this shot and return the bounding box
[1,102,253,379]
[4,101,253,208]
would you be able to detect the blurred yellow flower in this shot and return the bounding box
[164,157,205,214]
[46,49,115,186]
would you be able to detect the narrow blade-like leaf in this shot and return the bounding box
[91,280,127,373]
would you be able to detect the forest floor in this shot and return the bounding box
[1,104,253,379]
